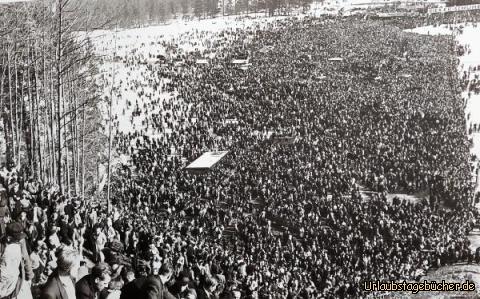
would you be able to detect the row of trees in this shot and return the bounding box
[447,0,480,6]
[86,0,315,27]
[0,0,106,198]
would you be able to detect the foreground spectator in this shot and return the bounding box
[0,222,34,299]
[120,262,175,299]
[40,247,81,299]
[75,262,111,299]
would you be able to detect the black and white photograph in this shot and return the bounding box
[1,0,480,298]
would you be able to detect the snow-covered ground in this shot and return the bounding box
[91,11,326,140]
[91,10,480,198]
[90,12,309,185]
[408,23,480,200]
[91,14,293,58]
[88,2,346,58]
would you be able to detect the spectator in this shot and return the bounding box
[120,262,175,299]
[40,247,81,299]
[0,222,34,299]
[75,262,111,299]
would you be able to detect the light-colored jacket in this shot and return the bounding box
[0,242,22,297]
[0,238,34,298]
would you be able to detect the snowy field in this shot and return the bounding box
[90,13,316,180]
[88,2,336,58]
[92,15,293,132]
[91,11,328,141]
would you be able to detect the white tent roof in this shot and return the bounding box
[186,151,229,170]
[232,59,249,64]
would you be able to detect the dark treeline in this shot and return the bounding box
[85,0,315,28]
[447,0,480,6]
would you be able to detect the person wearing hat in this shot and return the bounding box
[0,222,34,299]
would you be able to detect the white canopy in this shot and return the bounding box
[186,151,229,170]
[232,59,249,64]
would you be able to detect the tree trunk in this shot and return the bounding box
[33,46,43,180]
[14,51,21,168]
[49,56,58,183]
[62,75,70,195]
[7,50,15,168]
[27,44,36,175]
[56,0,63,192]
[73,83,79,196]
[81,102,85,201]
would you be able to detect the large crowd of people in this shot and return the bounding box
[1,11,480,299]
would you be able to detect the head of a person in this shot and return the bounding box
[56,247,81,279]
[185,289,197,299]
[91,263,111,292]
[126,270,135,282]
[232,290,241,299]
[136,262,150,278]
[203,276,218,293]
[19,210,27,220]
[178,273,191,293]
[108,279,124,292]
[48,228,60,248]
[158,261,173,283]
[121,265,135,282]
[5,222,25,243]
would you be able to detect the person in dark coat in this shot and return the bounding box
[169,271,196,298]
[40,271,69,299]
[63,198,75,220]
[40,247,81,299]
[196,276,219,299]
[58,215,74,245]
[75,262,111,299]
[120,262,175,299]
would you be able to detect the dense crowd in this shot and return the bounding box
[1,11,480,299]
